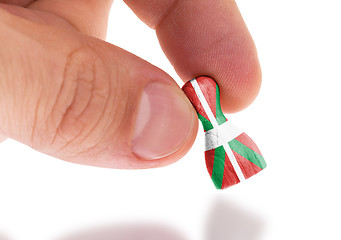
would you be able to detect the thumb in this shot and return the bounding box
[0,10,197,168]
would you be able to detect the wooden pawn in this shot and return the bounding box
[182,76,266,189]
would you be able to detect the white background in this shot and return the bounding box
[1,0,341,239]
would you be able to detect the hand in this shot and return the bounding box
[0,0,261,168]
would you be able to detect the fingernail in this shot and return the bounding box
[132,82,195,160]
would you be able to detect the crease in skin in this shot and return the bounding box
[153,0,179,30]
[27,0,113,39]
[30,91,42,145]
[48,46,112,156]
[0,3,84,35]
[0,0,36,7]
[0,4,77,39]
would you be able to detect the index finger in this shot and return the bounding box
[124,0,261,113]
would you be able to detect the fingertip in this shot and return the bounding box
[131,115,198,169]
[171,41,262,113]
[217,53,262,113]
[150,115,198,168]
[154,0,262,113]
[131,82,195,158]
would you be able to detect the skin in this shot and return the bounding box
[0,0,261,169]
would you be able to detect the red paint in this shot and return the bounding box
[221,152,240,189]
[232,150,262,179]
[195,76,218,118]
[235,133,263,156]
[182,81,211,123]
[205,148,215,177]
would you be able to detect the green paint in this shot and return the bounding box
[211,146,226,189]
[197,112,214,131]
[215,84,227,125]
[228,139,267,169]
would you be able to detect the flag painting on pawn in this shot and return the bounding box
[182,76,266,189]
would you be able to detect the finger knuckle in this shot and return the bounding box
[47,46,111,154]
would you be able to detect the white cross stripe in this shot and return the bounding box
[190,79,219,128]
[190,78,245,182]
[223,141,245,181]
[205,121,243,151]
